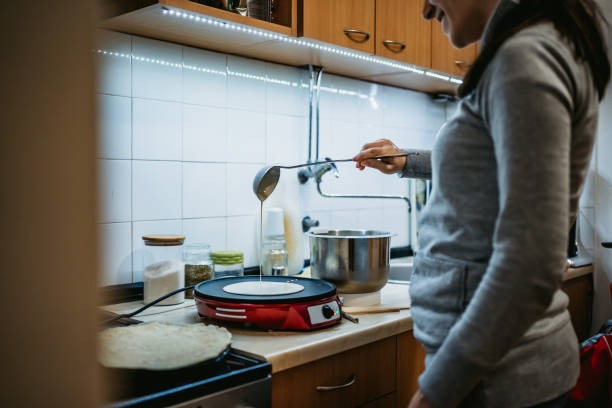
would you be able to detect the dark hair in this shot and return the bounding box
[458,0,611,100]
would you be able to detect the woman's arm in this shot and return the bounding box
[417,33,578,407]
[353,138,432,179]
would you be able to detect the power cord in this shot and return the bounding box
[103,285,196,325]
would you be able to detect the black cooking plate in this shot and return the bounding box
[194,275,337,304]
[101,341,232,403]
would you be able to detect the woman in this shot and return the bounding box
[353,0,610,407]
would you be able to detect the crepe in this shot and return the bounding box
[98,322,231,370]
[222,281,305,296]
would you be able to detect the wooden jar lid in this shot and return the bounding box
[142,234,186,246]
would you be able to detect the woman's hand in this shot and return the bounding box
[352,139,407,174]
[407,389,434,408]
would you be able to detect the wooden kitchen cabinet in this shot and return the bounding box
[562,273,594,342]
[272,332,425,408]
[431,21,479,77]
[375,0,432,67]
[299,0,375,54]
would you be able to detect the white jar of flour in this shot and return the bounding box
[142,234,185,305]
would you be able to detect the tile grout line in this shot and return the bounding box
[129,34,135,284]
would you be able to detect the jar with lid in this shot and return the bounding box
[261,207,288,275]
[142,234,185,305]
[211,250,244,278]
[182,244,213,298]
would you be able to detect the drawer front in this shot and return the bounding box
[272,336,397,408]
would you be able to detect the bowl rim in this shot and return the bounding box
[309,229,392,239]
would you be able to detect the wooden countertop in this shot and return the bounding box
[102,283,413,374]
[101,264,592,374]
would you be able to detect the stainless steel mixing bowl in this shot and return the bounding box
[309,230,391,293]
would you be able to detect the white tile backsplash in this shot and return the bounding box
[266,114,308,164]
[132,161,181,221]
[183,163,226,218]
[227,110,266,163]
[183,104,227,162]
[182,217,227,251]
[183,46,227,107]
[95,30,131,96]
[96,30,444,284]
[133,98,182,160]
[98,160,131,223]
[266,62,309,117]
[132,37,182,102]
[97,94,131,159]
[227,55,267,112]
[227,163,262,216]
[98,222,132,286]
[227,216,258,266]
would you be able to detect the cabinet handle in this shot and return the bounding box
[316,374,356,392]
[603,242,612,248]
[382,40,406,52]
[454,60,473,69]
[343,29,370,43]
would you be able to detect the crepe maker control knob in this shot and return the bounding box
[322,304,334,319]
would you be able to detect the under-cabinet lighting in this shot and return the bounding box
[96,47,390,103]
[160,6,461,85]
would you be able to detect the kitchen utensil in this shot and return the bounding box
[342,306,408,314]
[194,275,342,330]
[341,311,359,324]
[253,153,410,202]
[309,229,392,294]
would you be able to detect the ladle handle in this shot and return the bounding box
[279,153,409,170]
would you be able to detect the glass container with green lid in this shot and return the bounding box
[211,250,244,279]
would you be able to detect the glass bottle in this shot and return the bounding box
[261,207,288,275]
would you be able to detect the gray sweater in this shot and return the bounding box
[400,1,599,407]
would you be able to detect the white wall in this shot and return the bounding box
[96,30,446,286]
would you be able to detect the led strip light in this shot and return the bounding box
[160,7,463,86]
[97,48,382,102]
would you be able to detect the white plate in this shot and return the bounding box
[222,281,305,296]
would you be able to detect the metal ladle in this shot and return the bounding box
[253,153,410,201]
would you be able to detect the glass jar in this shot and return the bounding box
[182,244,213,298]
[211,250,244,279]
[142,234,185,306]
[261,239,288,276]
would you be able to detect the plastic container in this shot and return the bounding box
[142,234,185,305]
[261,208,288,275]
[182,244,213,298]
[211,250,244,279]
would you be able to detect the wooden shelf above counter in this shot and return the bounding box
[99,0,460,95]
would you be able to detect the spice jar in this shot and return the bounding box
[182,244,213,298]
[142,234,185,306]
[211,250,244,278]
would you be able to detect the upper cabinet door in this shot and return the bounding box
[375,0,431,67]
[300,0,375,54]
[431,22,478,77]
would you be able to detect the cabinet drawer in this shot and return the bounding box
[375,0,431,67]
[300,0,375,54]
[272,336,396,408]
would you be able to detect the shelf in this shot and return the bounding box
[100,0,460,95]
